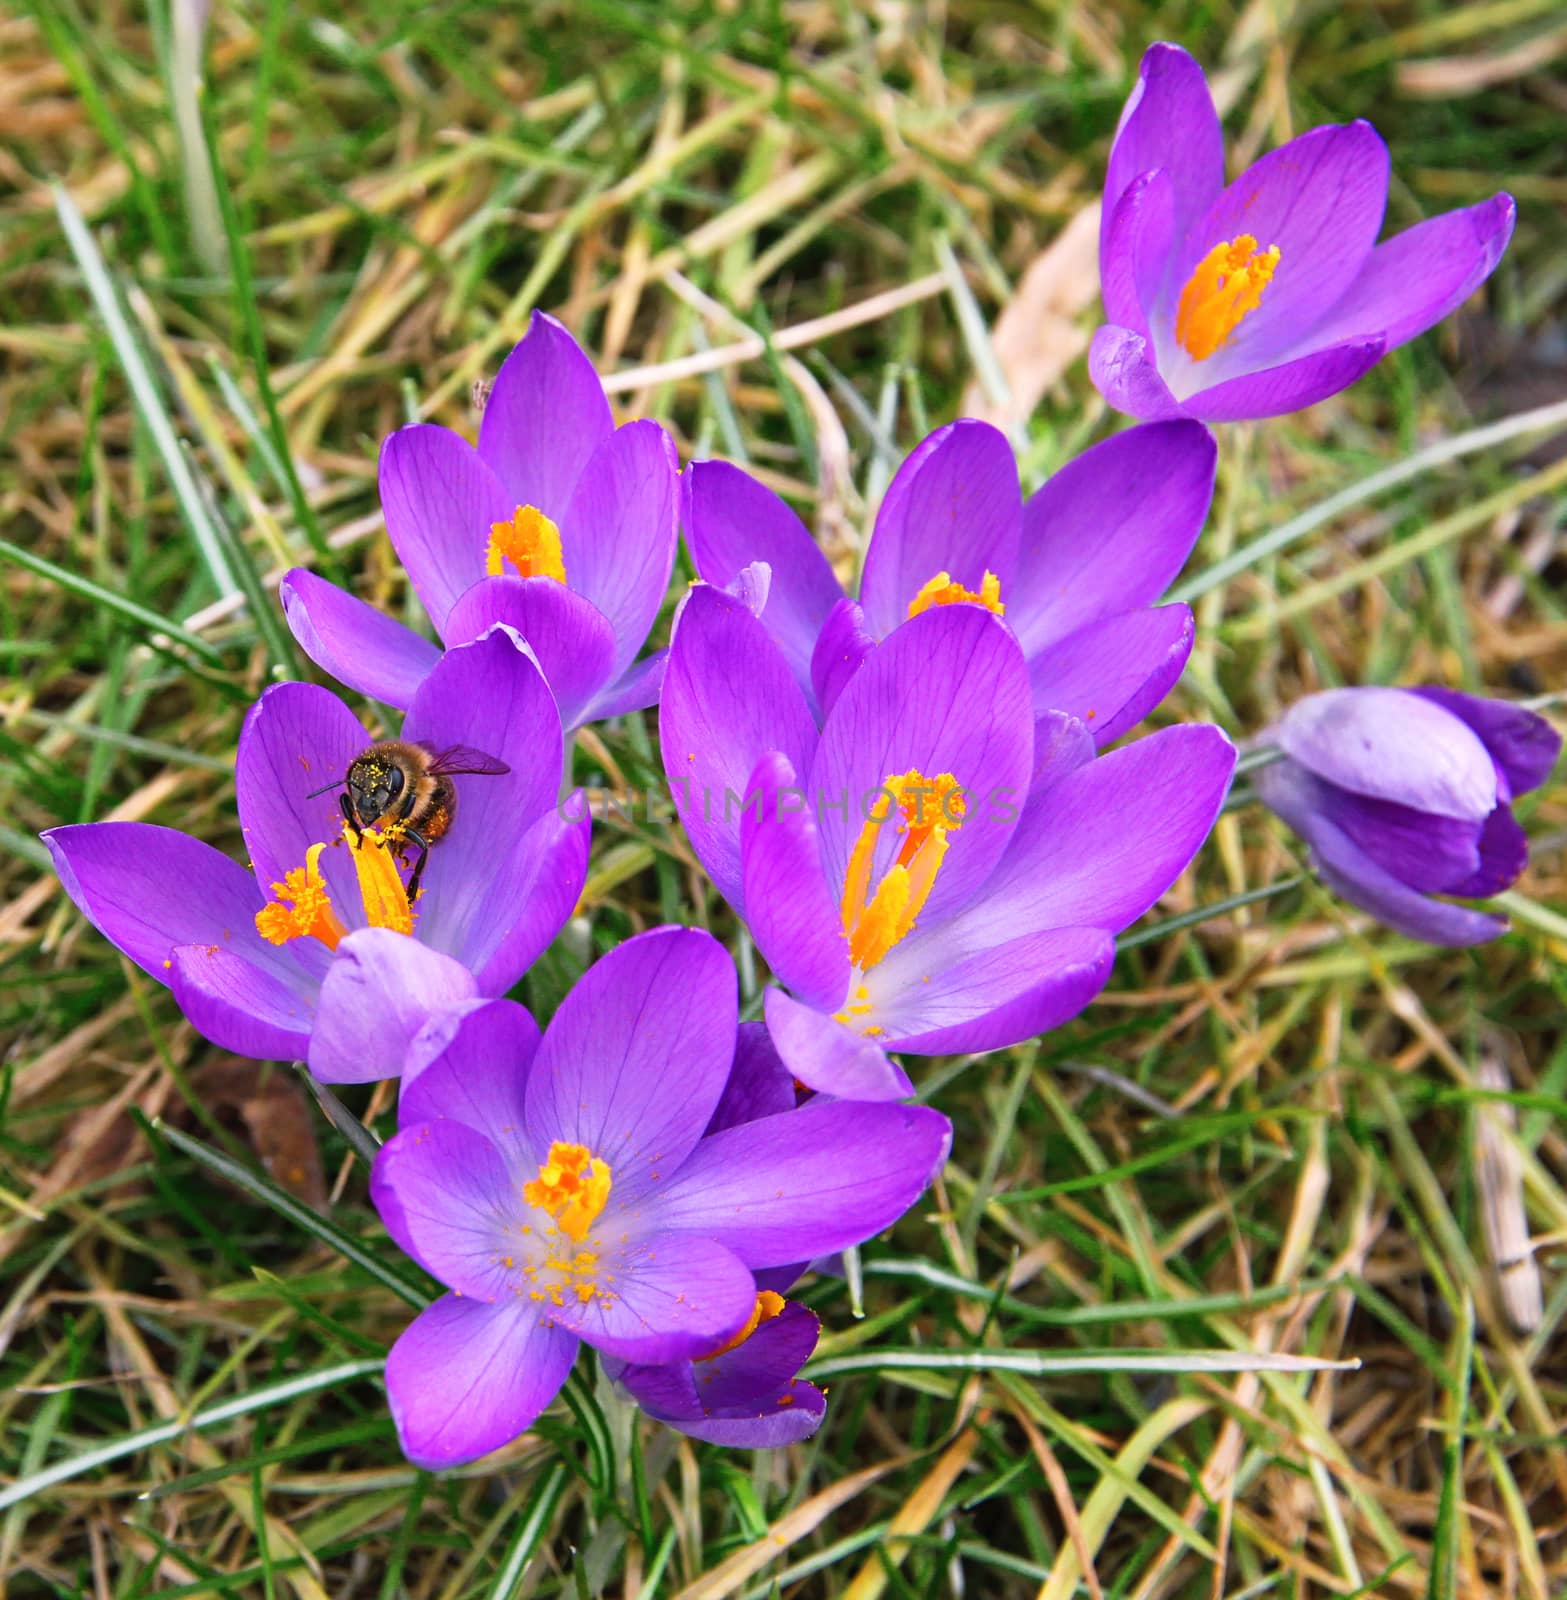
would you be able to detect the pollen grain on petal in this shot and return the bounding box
[486,504,568,583]
[1174,235,1280,362]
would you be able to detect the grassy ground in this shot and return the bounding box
[3,1,1566,1595]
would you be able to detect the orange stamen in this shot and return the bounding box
[699,1290,787,1362]
[523,1141,612,1243]
[255,843,347,950]
[907,570,1005,620]
[1174,235,1280,361]
[486,504,567,583]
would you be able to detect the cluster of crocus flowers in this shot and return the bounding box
[1091,43,1515,421]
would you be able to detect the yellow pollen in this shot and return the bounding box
[698,1290,787,1362]
[841,769,964,972]
[523,1141,612,1243]
[254,842,346,949]
[1174,235,1280,361]
[486,504,567,583]
[346,822,417,936]
[907,570,1005,620]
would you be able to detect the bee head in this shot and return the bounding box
[345,754,405,827]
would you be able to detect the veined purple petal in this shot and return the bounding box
[558,420,678,680]
[1088,326,1185,421]
[583,650,668,722]
[308,927,480,1085]
[707,1022,798,1135]
[1306,195,1515,353]
[1272,687,1496,819]
[557,1233,756,1366]
[679,1298,819,1412]
[859,421,1022,639]
[741,753,850,1012]
[235,683,371,925]
[386,1295,578,1471]
[810,596,875,723]
[444,575,616,733]
[1180,337,1387,422]
[1100,168,1176,337]
[1104,43,1224,275]
[281,568,440,712]
[1167,123,1390,381]
[1028,604,1195,747]
[526,928,737,1195]
[684,461,845,709]
[1030,710,1096,799]
[763,987,912,1102]
[380,425,513,636]
[371,1119,516,1299]
[869,925,1114,1055]
[168,943,315,1060]
[660,584,819,909]
[1307,778,1482,895]
[1446,804,1528,900]
[478,311,614,518]
[399,999,541,1170]
[401,627,567,969]
[1009,422,1216,653]
[1410,686,1560,798]
[812,606,1032,931]
[649,1098,950,1267]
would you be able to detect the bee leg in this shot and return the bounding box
[403,828,431,905]
[339,792,364,849]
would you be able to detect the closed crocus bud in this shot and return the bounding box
[1255,687,1559,946]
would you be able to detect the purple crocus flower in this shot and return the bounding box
[1255,686,1559,945]
[660,588,1236,1100]
[44,627,588,1082]
[604,1026,825,1447]
[1091,43,1515,422]
[372,931,948,1468]
[685,417,1216,746]
[280,312,679,732]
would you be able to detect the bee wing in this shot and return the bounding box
[426,744,512,777]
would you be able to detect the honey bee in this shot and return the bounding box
[307,740,511,903]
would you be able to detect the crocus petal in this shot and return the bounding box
[1104,42,1224,270]
[810,597,875,723]
[683,461,845,708]
[168,943,315,1059]
[308,927,480,1085]
[762,987,912,1102]
[380,425,514,636]
[400,627,568,969]
[1028,604,1195,747]
[477,311,614,517]
[812,606,1032,930]
[683,1299,819,1412]
[1099,168,1176,336]
[869,926,1115,1056]
[858,421,1022,639]
[631,1375,825,1447]
[235,682,372,923]
[1030,711,1096,799]
[740,753,851,1012]
[1410,687,1560,798]
[1088,326,1185,421]
[386,1295,578,1471]
[558,420,679,680]
[399,999,541,1169]
[707,1022,799,1135]
[1169,123,1390,377]
[478,806,591,998]
[1296,809,1508,946]
[526,927,737,1194]
[939,724,1235,937]
[371,1119,516,1298]
[1307,778,1482,895]
[1306,195,1516,353]
[1009,421,1216,653]
[1446,804,1528,900]
[660,585,819,909]
[559,1234,757,1365]
[649,1098,950,1267]
[44,822,295,989]
[1179,337,1387,422]
[582,650,668,721]
[1272,687,1496,819]
[281,568,441,711]
[444,576,616,733]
